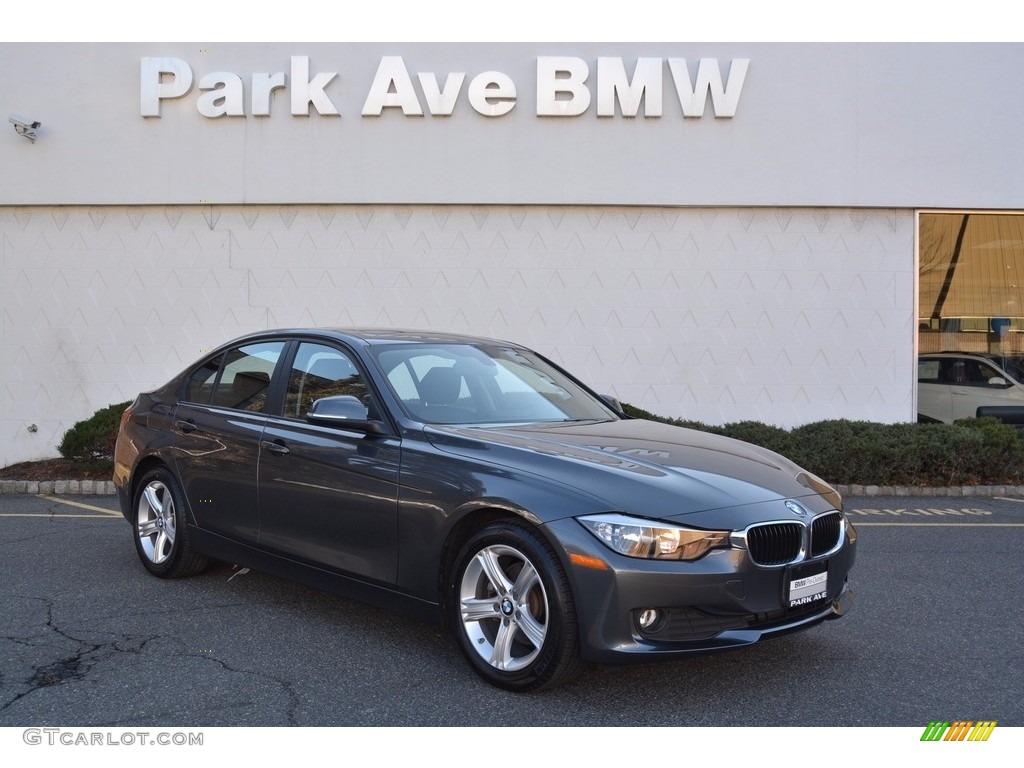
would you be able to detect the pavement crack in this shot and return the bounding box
[187,652,302,726]
[0,596,161,716]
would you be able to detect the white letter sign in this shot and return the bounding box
[417,72,466,116]
[597,57,662,117]
[468,72,516,117]
[197,72,245,117]
[290,56,340,116]
[362,56,423,116]
[536,57,591,117]
[668,58,749,118]
[140,57,193,117]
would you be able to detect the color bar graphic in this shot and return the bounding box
[920,720,996,742]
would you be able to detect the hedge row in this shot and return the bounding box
[622,404,1024,487]
[56,400,1024,487]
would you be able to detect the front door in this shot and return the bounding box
[257,341,401,583]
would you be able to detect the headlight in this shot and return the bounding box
[577,514,731,561]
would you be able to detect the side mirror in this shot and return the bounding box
[307,396,385,434]
[987,376,1009,388]
[599,394,627,417]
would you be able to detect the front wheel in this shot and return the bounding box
[448,521,583,692]
[133,467,209,578]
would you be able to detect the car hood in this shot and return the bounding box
[423,419,835,521]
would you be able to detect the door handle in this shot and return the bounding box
[175,419,197,433]
[261,440,290,456]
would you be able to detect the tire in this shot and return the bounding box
[132,467,209,578]
[448,521,584,692]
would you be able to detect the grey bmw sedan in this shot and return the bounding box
[113,328,856,691]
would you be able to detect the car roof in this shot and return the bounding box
[918,351,1024,381]
[226,327,526,349]
[919,352,1019,360]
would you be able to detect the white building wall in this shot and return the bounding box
[4,44,1023,209]
[0,204,915,465]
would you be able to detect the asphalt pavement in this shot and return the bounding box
[0,493,1021,728]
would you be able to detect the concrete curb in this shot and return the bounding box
[0,479,118,495]
[1,479,1023,498]
[836,484,1024,498]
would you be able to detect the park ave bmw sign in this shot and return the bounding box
[140,55,748,120]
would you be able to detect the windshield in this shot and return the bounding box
[371,343,618,425]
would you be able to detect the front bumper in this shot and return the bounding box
[544,515,857,664]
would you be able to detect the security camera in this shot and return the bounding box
[9,113,41,142]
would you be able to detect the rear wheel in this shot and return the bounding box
[448,521,583,692]
[133,467,209,578]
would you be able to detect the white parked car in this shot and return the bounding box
[917,353,1024,423]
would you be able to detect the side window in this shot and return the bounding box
[942,357,1007,388]
[184,354,223,404]
[945,359,968,385]
[917,359,941,383]
[209,341,285,412]
[285,343,369,419]
[974,362,1006,388]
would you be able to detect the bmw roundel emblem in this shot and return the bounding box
[785,500,807,517]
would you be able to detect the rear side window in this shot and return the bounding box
[211,342,285,411]
[183,341,285,412]
[917,359,940,383]
[184,355,223,404]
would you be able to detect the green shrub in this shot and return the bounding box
[788,420,891,485]
[718,421,795,458]
[621,403,720,433]
[948,417,1024,484]
[622,405,1024,487]
[57,401,132,463]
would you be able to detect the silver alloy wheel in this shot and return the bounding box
[136,480,177,565]
[459,543,549,672]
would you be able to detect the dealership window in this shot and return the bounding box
[919,212,1024,355]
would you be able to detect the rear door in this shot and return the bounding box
[173,340,286,542]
